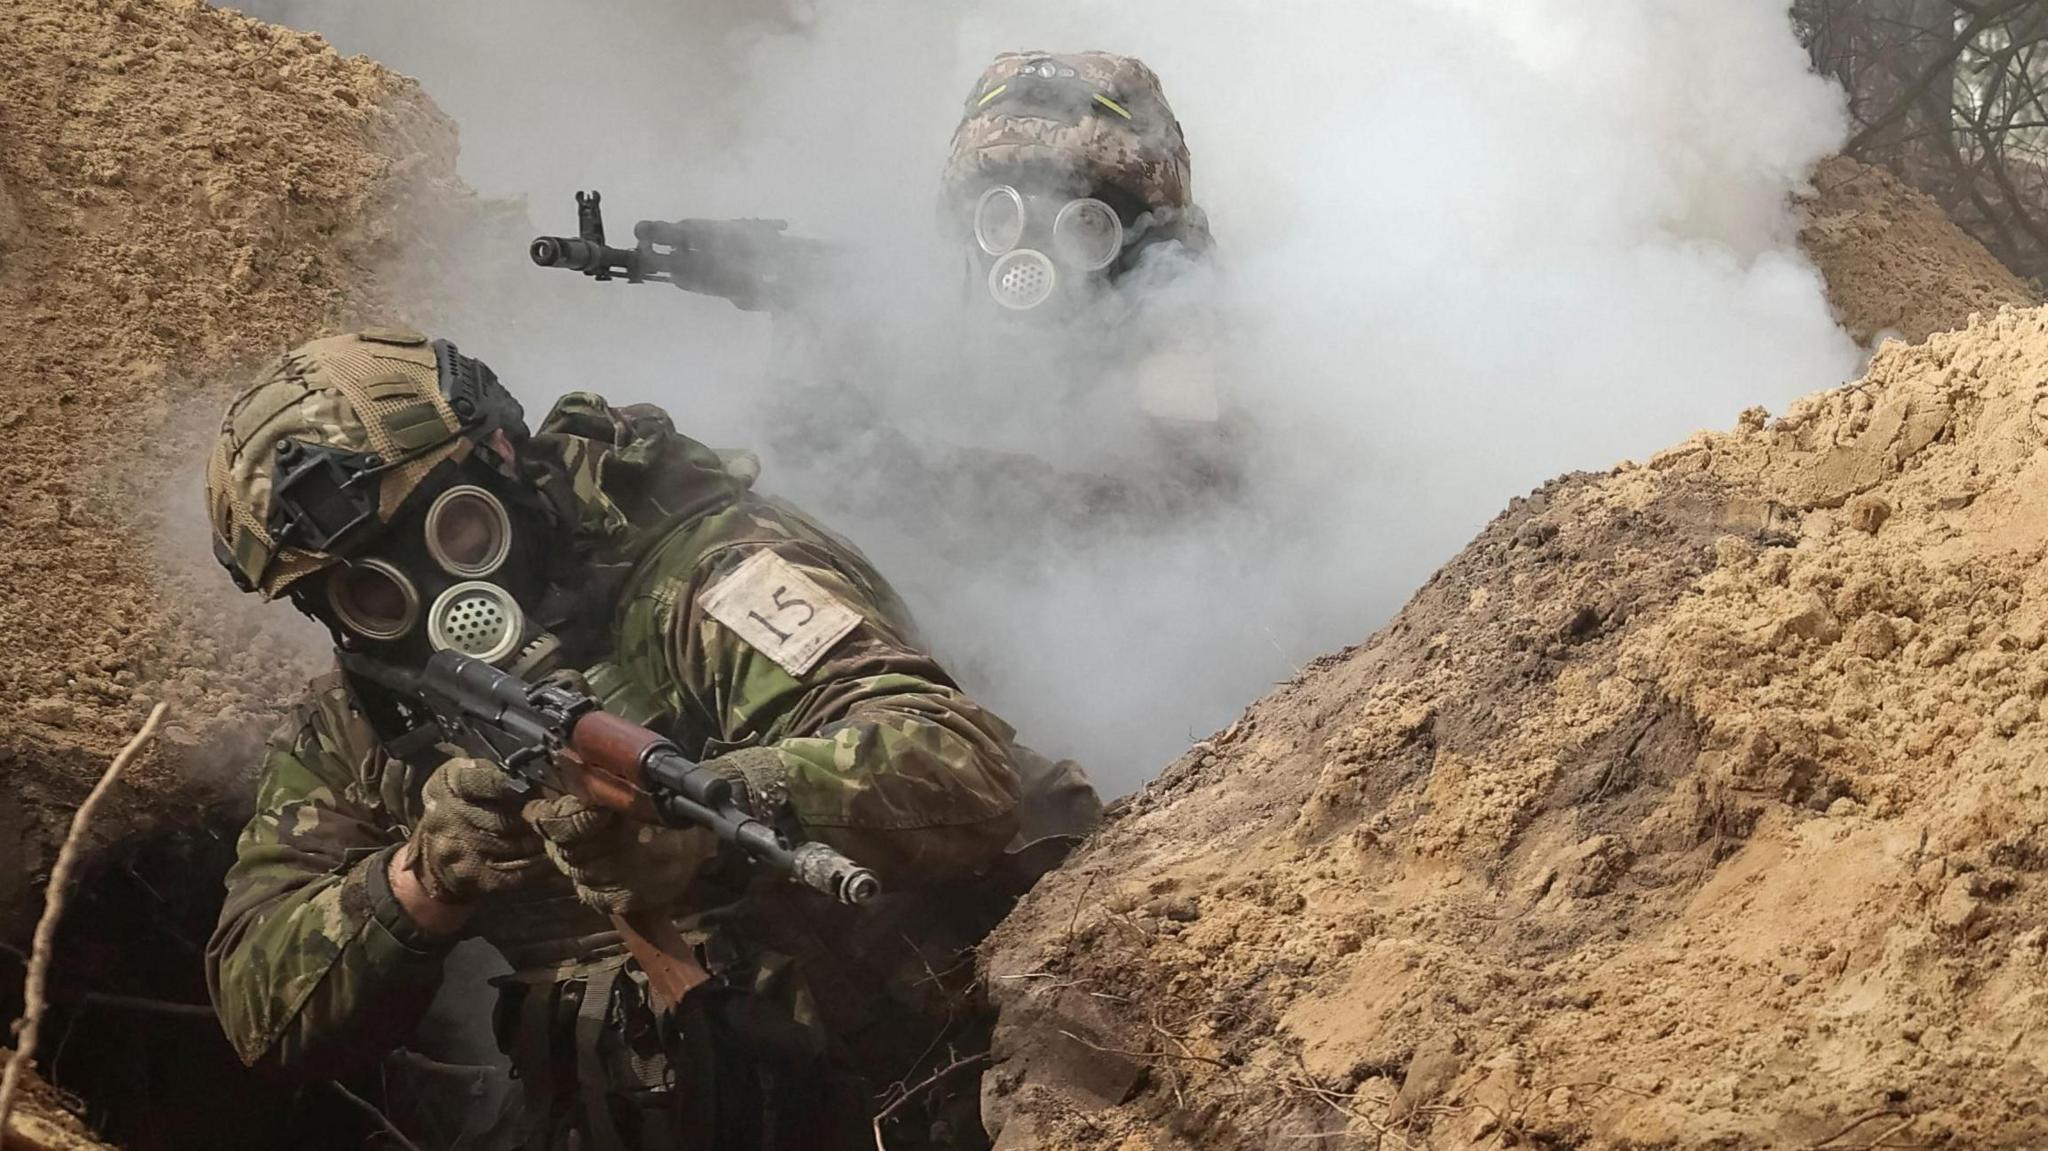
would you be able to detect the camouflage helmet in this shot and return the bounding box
[943,52,1201,228]
[205,328,527,599]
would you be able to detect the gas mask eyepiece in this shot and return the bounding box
[422,485,512,577]
[327,559,420,641]
[1051,198,1123,271]
[974,186,1027,256]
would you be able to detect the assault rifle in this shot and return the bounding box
[340,649,880,907]
[529,189,831,312]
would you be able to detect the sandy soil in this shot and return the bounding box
[0,0,499,937]
[983,304,2048,1148]
[1800,154,2039,346]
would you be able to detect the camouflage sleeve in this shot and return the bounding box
[637,531,1024,884]
[205,703,451,1078]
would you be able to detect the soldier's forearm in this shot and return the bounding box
[387,840,475,937]
[771,704,1023,882]
[210,846,458,1078]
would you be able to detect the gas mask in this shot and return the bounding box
[970,184,1130,312]
[308,465,564,676]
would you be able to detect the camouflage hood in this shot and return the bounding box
[944,52,1207,241]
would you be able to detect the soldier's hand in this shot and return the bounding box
[526,796,716,915]
[407,757,553,906]
[706,745,793,823]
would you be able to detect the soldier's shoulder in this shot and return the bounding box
[634,491,839,577]
[614,493,885,659]
[266,666,379,765]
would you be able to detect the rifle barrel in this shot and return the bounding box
[530,235,643,277]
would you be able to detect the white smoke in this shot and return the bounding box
[237,0,1861,791]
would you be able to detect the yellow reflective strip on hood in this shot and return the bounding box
[977,83,1009,107]
[1093,93,1133,119]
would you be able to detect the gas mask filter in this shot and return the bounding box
[322,481,555,671]
[973,185,1125,311]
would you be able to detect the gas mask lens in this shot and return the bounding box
[973,185,1026,255]
[1051,198,1123,271]
[327,560,420,641]
[423,485,512,578]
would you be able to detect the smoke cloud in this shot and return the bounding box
[238,0,1861,792]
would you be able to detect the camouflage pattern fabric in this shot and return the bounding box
[943,51,1207,243]
[206,391,1033,1079]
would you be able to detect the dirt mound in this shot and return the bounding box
[3,1063,120,1151]
[983,303,2048,1149]
[0,3,513,1145]
[1799,155,2038,346]
[0,0,502,936]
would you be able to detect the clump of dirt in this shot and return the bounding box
[1799,154,2039,345]
[0,0,509,935]
[983,306,2048,1149]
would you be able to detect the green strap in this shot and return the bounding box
[515,983,556,1151]
[574,965,628,1151]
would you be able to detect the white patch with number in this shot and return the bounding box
[697,550,862,677]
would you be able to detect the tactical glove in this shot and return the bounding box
[706,745,795,823]
[409,757,554,906]
[526,795,717,915]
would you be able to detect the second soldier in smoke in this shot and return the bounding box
[768,50,1244,533]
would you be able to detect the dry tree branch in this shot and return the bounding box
[327,1080,426,1151]
[870,1053,990,1151]
[1847,0,2024,154]
[1803,1107,1915,1148]
[0,702,167,1137]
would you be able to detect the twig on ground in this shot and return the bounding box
[1807,1108,1914,1149]
[0,703,166,1136]
[870,1052,989,1151]
[1064,872,1099,954]
[1100,905,1158,943]
[1858,1116,1923,1150]
[328,1079,426,1151]
[1056,1028,1229,1070]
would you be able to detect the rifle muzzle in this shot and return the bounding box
[790,842,881,906]
[531,235,628,275]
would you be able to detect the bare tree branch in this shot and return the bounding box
[1848,1,2021,155]
[0,703,167,1137]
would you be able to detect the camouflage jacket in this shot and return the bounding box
[205,394,1032,1076]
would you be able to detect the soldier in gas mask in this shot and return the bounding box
[939,51,1238,490]
[202,329,1099,1150]
[760,51,1239,559]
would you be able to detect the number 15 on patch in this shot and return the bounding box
[698,550,863,677]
